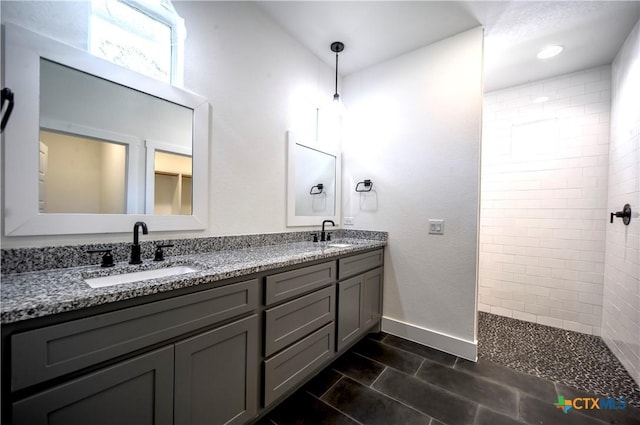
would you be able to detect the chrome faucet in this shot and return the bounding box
[129,221,148,264]
[320,220,335,242]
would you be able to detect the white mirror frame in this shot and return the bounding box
[286,131,341,227]
[2,24,210,236]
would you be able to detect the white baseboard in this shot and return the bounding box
[381,316,477,361]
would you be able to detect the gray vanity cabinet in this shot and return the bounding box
[337,249,384,351]
[264,261,336,306]
[11,279,258,391]
[174,314,258,425]
[263,323,334,406]
[337,274,364,350]
[338,249,383,281]
[5,246,385,425]
[8,279,260,425]
[13,346,174,425]
[363,267,383,328]
[264,285,335,357]
[262,261,337,407]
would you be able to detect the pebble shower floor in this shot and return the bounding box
[478,311,640,408]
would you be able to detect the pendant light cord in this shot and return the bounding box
[331,41,344,102]
[334,51,339,99]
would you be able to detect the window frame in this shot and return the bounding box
[89,0,185,86]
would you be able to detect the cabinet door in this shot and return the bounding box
[12,346,174,425]
[337,274,364,351]
[363,267,383,328]
[174,315,258,425]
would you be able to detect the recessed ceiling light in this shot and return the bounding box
[533,96,550,103]
[537,45,564,59]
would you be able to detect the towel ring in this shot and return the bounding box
[355,179,373,193]
[310,183,324,195]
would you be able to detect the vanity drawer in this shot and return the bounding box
[11,279,259,391]
[265,261,336,306]
[338,249,383,280]
[263,323,334,407]
[264,285,335,357]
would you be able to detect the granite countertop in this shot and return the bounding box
[0,238,385,325]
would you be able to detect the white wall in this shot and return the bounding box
[480,66,611,335]
[177,1,338,236]
[603,18,640,386]
[1,1,337,247]
[342,27,483,360]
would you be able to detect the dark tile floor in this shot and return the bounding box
[256,314,640,425]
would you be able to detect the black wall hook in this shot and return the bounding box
[356,179,373,192]
[610,204,631,225]
[1,87,15,133]
[310,183,324,195]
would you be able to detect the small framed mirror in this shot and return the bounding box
[286,131,341,226]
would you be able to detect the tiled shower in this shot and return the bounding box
[479,20,640,387]
[480,65,611,335]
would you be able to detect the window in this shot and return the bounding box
[89,0,185,85]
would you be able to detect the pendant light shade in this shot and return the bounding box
[331,41,344,102]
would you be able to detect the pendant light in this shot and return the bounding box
[331,41,344,102]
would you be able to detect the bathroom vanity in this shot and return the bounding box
[0,238,385,425]
[1,25,385,424]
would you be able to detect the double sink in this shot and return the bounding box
[83,242,353,289]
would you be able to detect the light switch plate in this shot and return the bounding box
[429,219,444,235]
[344,217,354,226]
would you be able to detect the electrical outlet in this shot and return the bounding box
[429,219,444,235]
[344,217,354,226]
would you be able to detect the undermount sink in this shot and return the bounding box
[327,243,352,248]
[84,265,200,288]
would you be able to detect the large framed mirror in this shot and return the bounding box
[2,24,209,235]
[286,131,341,226]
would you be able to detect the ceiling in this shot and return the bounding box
[256,1,640,92]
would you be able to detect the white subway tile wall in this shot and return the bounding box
[603,20,640,386]
[480,66,612,336]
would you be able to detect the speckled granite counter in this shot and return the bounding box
[1,238,385,324]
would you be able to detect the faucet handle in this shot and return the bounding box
[310,233,319,243]
[326,232,332,241]
[87,248,115,268]
[154,244,174,261]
